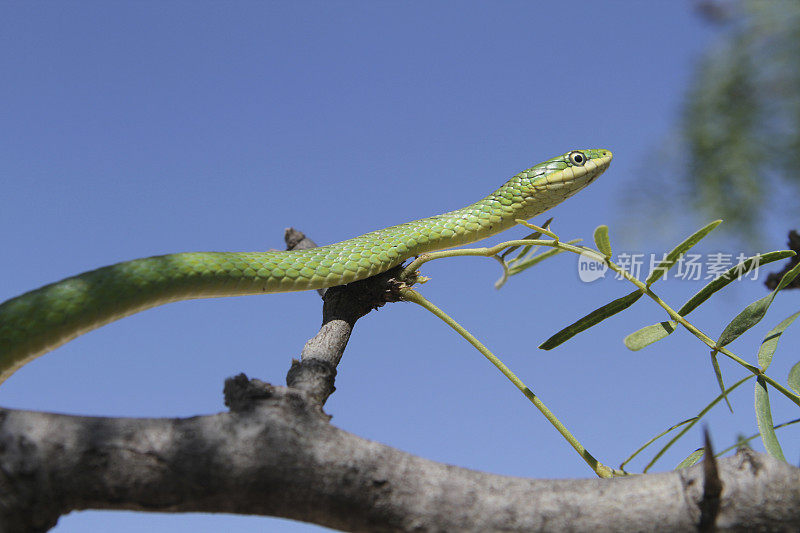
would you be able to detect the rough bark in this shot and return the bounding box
[1,384,799,532]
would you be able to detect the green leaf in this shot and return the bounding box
[593,225,612,257]
[515,219,558,240]
[757,311,800,370]
[504,242,535,263]
[623,321,677,351]
[507,244,577,275]
[710,351,733,412]
[499,217,554,260]
[643,375,753,472]
[676,449,705,469]
[539,290,643,350]
[717,295,774,348]
[716,259,800,347]
[645,220,722,286]
[677,250,795,316]
[496,239,581,289]
[755,377,786,461]
[619,417,696,470]
[717,295,773,348]
[510,244,535,263]
[788,361,800,395]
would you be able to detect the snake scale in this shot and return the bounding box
[0,149,612,383]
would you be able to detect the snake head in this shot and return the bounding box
[510,148,613,218]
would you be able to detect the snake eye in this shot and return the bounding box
[568,151,587,166]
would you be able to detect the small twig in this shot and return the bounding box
[282,228,399,407]
[284,227,325,296]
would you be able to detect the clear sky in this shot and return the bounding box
[2,2,798,532]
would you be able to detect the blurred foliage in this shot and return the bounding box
[628,0,800,243]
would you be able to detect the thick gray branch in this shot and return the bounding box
[0,386,799,532]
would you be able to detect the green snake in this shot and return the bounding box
[0,149,612,383]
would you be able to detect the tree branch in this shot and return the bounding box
[282,228,402,406]
[1,384,799,532]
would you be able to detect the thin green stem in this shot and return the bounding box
[715,418,800,456]
[642,374,754,472]
[399,239,560,281]
[399,286,619,478]
[400,232,800,408]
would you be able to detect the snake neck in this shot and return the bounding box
[383,170,556,254]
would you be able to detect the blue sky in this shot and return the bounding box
[2,2,798,531]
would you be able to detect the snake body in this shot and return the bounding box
[0,149,612,383]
